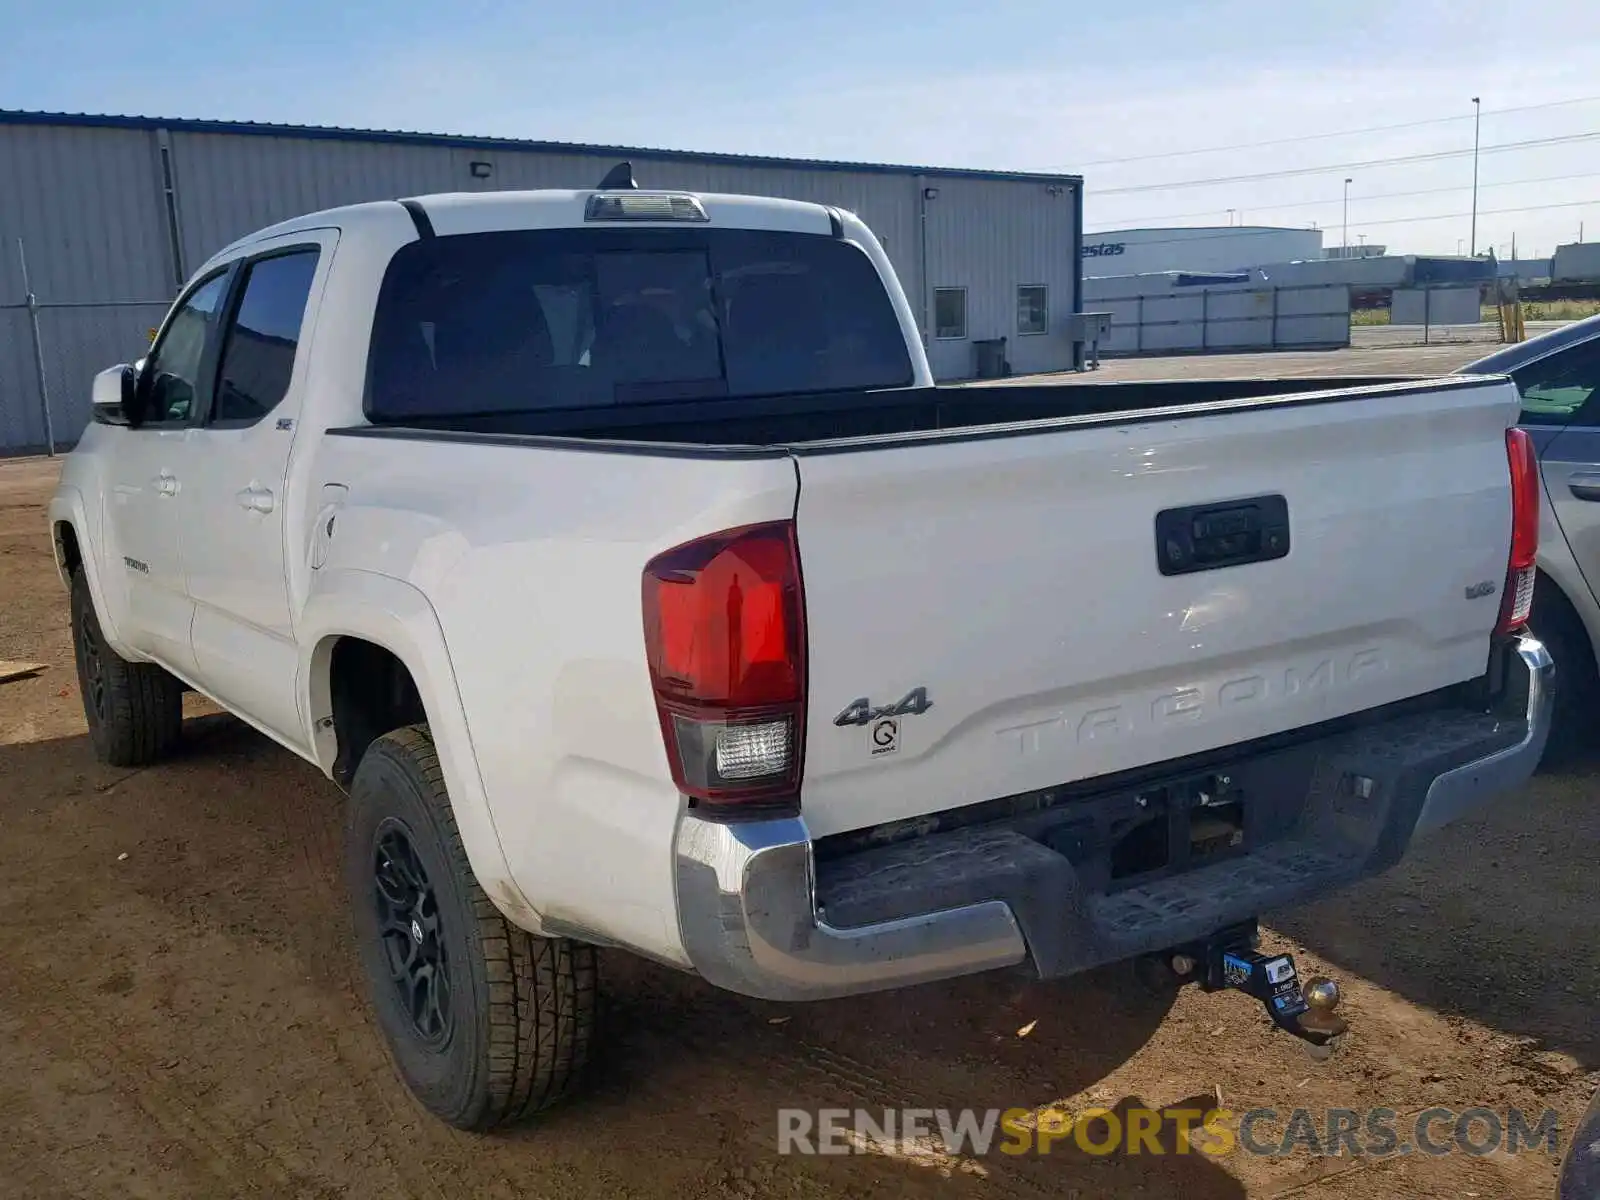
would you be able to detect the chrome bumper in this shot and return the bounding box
[673,815,1028,1001]
[1414,635,1554,834]
[673,635,1552,1003]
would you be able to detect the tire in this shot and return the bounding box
[347,725,598,1131]
[70,568,184,767]
[1527,578,1597,770]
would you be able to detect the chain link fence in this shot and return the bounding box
[1,237,169,457]
[1348,284,1526,350]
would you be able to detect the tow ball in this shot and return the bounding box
[1163,922,1349,1059]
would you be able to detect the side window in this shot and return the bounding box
[141,272,230,425]
[211,250,321,426]
[934,287,967,340]
[1513,337,1600,425]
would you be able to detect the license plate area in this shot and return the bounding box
[1042,770,1250,894]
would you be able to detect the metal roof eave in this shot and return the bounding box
[0,109,1084,186]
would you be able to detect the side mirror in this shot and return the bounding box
[90,364,140,428]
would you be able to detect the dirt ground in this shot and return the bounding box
[2,344,1596,1198]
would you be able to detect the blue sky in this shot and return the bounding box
[4,0,1599,256]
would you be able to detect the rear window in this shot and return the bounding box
[365,227,914,421]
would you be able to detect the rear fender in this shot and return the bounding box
[297,568,542,933]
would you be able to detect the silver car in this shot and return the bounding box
[1464,312,1600,765]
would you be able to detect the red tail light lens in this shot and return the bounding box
[1497,426,1539,635]
[642,522,805,808]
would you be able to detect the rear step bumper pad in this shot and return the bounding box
[673,635,1552,1002]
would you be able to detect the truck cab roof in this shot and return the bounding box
[212,186,843,264]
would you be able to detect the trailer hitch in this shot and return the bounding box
[1161,921,1349,1059]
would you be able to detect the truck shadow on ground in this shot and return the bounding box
[579,955,1248,1197]
[1273,760,1600,1074]
[0,718,1246,1198]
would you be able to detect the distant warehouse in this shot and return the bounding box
[1083,226,1325,277]
[0,111,1084,454]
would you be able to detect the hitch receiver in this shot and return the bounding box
[1170,921,1348,1056]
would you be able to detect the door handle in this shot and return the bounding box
[1569,472,1600,502]
[236,484,276,514]
[153,472,179,497]
[1155,495,1290,576]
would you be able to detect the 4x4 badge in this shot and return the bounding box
[834,687,933,728]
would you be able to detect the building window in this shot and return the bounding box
[934,288,967,340]
[1017,285,1049,335]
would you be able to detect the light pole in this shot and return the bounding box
[1470,97,1481,256]
[1227,208,1235,226]
[1343,178,1352,254]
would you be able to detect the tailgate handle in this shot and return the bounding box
[1156,495,1290,576]
[1568,472,1600,502]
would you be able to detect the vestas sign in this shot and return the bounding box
[1084,242,1126,258]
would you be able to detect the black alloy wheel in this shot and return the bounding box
[373,820,454,1048]
[76,600,109,727]
[347,725,598,1130]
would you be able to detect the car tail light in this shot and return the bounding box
[1497,426,1539,635]
[642,521,805,810]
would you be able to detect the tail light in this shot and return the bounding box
[1497,426,1539,635]
[642,521,806,810]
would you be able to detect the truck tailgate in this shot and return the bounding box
[794,379,1520,838]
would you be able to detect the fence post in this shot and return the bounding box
[1201,289,1209,351]
[16,238,55,457]
[1423,287,1431,347]
[1270,287,1279,349]
[1135,295,1144,355]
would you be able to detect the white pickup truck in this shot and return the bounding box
[50,169,1551,1131]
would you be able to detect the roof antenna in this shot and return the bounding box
[597,161,637,190]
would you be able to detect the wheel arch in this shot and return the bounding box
[47,486,136,658]
[1533,547,1600,677]
[298,569,543,933]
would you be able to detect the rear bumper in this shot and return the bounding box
[673,635,1552,1002]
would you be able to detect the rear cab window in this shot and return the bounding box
[364,227,914,421]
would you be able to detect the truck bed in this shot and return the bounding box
[323,367,1521,844]
[339,375,1468,453]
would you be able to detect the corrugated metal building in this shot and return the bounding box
[1083,226,1323,278]
[0,111,1084,454]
